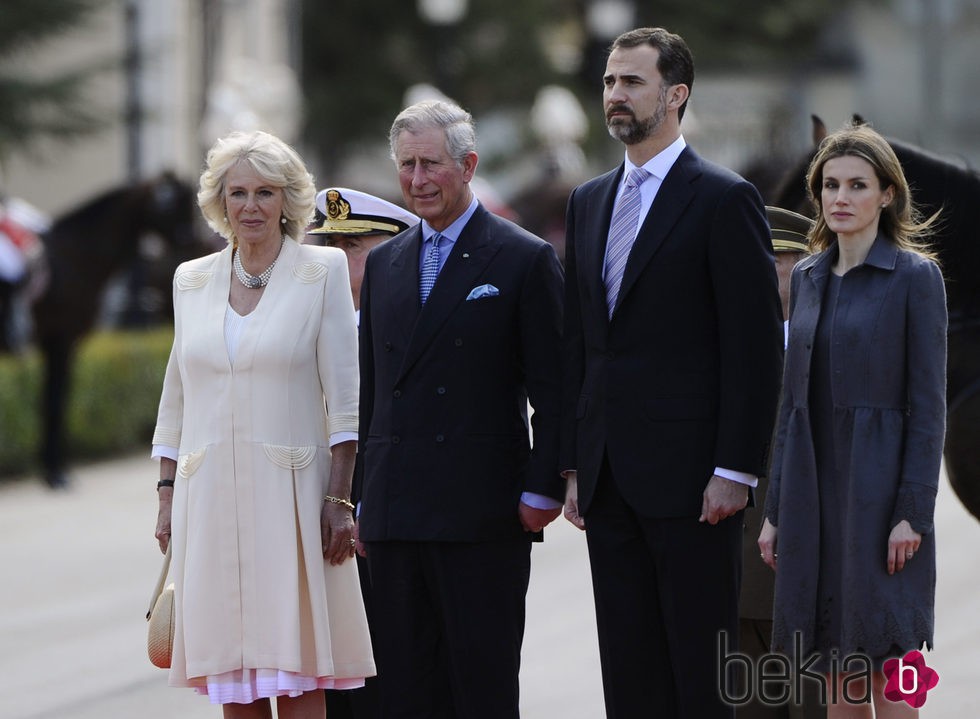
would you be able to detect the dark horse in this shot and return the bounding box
[769,116,980,521]
[31,172,201,488]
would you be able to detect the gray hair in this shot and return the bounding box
[388,100,476,165]
[198,130,316,246]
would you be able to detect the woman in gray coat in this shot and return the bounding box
[759,124,946,718]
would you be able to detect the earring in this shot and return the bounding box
[280,217,287,224]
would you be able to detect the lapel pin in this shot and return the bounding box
[462,253,470,258]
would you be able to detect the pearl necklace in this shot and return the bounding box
[233,240,283,289]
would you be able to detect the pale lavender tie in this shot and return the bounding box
[604,167,650,317]
[419,233,443,304]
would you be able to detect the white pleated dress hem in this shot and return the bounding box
[190,668,366,705]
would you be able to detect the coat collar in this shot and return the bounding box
[801,232,898,283]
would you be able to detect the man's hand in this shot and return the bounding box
[354,518,367,558]
[519,502,561,533]
[699,474,748,525]
[563,471,586,530]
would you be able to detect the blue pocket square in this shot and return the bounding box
[466,283,500,300]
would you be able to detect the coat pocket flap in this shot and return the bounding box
[177,447,207,478]
[263,444,317,469]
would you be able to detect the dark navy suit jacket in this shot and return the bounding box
[561,145,784,518]
[357,203,564,542]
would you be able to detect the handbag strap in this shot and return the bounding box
[145,542,172,620]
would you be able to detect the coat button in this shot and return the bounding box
[436,387,446,395]
[391,435,400,444]
[435,434,445,442]
[454,338,463,347]
[393,389,402,398]
[384,342,392,351]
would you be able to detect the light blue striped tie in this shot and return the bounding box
[419,233,443,304]
[603,167,650,317]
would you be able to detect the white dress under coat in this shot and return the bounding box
[153,237,375,687]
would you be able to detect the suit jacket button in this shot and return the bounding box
[435,434,445,442]
[454,338,463,347]
[391,435,400,444]
[384,342,392,351]
[436,386,446,395]
[393,389,402,398]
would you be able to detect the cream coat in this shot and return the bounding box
[153,238,374,685]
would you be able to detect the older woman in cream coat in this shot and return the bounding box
[153,131,374,718]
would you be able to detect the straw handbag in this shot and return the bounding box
[146,543,175,668]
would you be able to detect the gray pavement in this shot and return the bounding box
[0,454,974,718]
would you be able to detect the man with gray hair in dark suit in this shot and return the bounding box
[356,100,565,719]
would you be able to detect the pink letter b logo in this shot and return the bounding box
[897,659,918,694]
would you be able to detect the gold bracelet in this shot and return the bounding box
[324,495,355,512]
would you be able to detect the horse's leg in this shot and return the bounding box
[945,390,980,522]
[0,279,13,352]
[40,337,74,489]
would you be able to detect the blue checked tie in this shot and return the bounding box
[419,232,443,304]
[603,167,650,317]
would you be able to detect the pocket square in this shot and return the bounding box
[466,283,500,300]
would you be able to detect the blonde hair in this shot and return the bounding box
[198,130,316,246]
[805,123,938,260]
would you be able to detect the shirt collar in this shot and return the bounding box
[422,194,479,244]
[623,135,687,182]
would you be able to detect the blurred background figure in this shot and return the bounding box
[738,205,819,719]
[306,185,418,719]
[0,194,49,353]
[767,206,813,344]
[306,187,419,317]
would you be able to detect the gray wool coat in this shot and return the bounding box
[764,234,947,661]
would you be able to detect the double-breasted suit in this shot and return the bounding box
[561,144,784,718]
[357,202,563,718]
[357,203,564,541]
[153,239,374,686]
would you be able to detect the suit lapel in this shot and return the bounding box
[397,206,501,382]
[613,147,698,315]
[385,227,423,349]
[586,168,622,316]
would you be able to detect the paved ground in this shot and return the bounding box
[0,454,974,718]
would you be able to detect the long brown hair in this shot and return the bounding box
[805,123,939,260]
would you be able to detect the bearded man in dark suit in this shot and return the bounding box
[561,27,784,719]
[356,99,564,719]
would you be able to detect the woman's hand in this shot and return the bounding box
[321,440,357,565]
[321,499,355,565]
[758,517,778,570]
[887,519,921,575]
[155,458,176,553]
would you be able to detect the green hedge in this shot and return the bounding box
[0,328,174,477]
